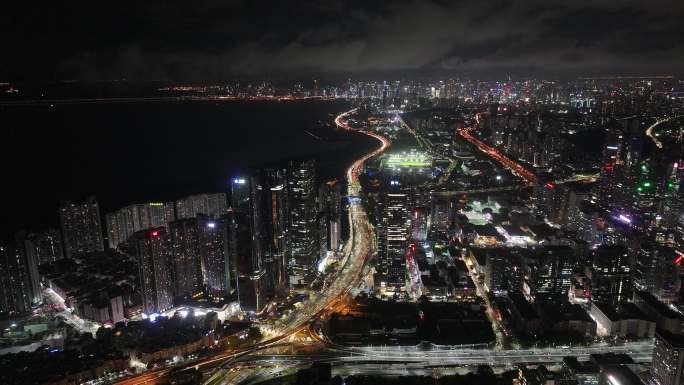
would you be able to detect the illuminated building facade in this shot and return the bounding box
[59,196,104,258]
[635,243,681,303]
[197,215,231,298]
[231,177,250,210]
[19,228,63,265]
[287,159,318,286]
[229,208,267,313]
[250,168,289,296]
[523,246,577,300]
[106,202,175,249]
[376,192,409,291]
[652,331,684,385]
[131,228,174,314]
[318,182,342,256]
[0,242,36,315]
[589,245,632,307]
[175,193,227,219]
[168,218,204,298]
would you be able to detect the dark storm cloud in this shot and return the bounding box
[2,0,683,80]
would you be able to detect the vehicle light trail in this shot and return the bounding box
[457,125,537,184]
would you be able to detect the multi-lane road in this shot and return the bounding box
[199,339,654,384]
[457,125,538,184]
[645,115,682,149]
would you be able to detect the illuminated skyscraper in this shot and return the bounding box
[229,208,267,313]
[250,169,289,295]
[59,196,104,258]
[318,182,342,255]
[589,245,632,307]
[131,228,174,314]
[376,192,409,291]
[169,218,204,298]
[20,228,63,265]
[0,242,35,315]
[197,214,231,298]
[287,159,318,286]
[229,176,268,312]
[230,177,250,211]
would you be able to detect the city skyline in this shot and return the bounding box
[2,2,684,385]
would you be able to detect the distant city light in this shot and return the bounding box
[207,222,216,229]
[233,178,246,184]
[151,230,160,237]
[618,214,631,224]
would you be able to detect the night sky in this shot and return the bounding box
[2,0,684,81]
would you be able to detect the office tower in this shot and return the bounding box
[106,202,175,249]
[229,176,269,312]
[20,228,63,265]
[659,161,684,229]
[59,197,104,257]
[265,170,289,293]
[229,209,267,313]
[231,177,250,211]
[249,169,289,296]
[410,207,428,242]
[602,130,624,166]
[376,192,409,291]
[0,242,34,315]
[430,197,452,233]
[287,160,318,285]
[318,181,342,256]
[589,245,632,307]
[130,228,174,314]
[524,246,577,300]
[175,193,227,219]
[168,218,204,298]
[472,248,523,295]
[652,331,684,385]
[635,243,680,303]
[197,215,230,297]
[567,201,602,245]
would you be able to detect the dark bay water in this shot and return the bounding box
[0,100,376,238]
